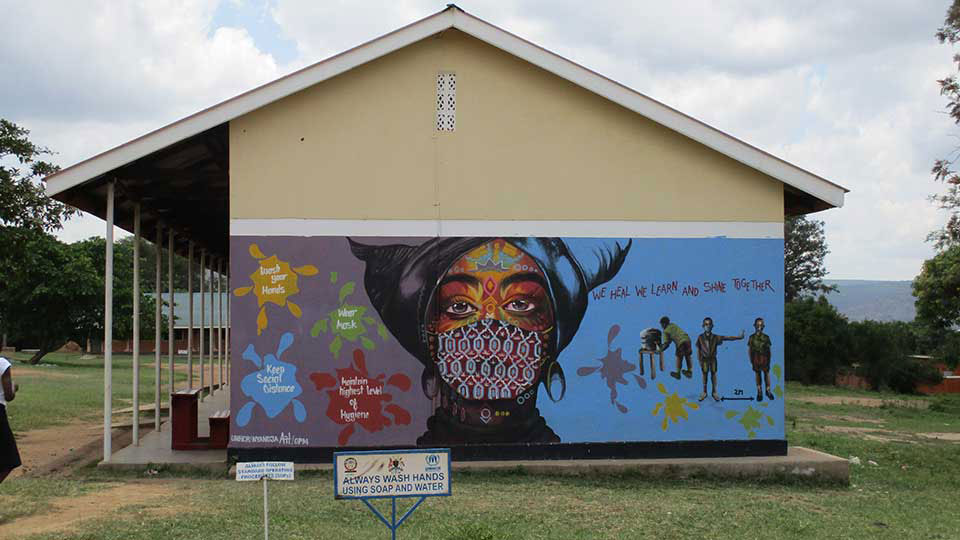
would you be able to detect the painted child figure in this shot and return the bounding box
[748,317,775,402]
[659,316,693,380]
[695,317,744,402]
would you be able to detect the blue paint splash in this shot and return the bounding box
[236,332,306,426]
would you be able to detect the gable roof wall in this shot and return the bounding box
[230,29,785,223]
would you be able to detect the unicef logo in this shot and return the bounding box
[426,454,439,466]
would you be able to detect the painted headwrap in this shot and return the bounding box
[348,237,632,367]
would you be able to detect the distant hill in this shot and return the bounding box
[822,279,915,322]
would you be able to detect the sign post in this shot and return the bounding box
[237,461,295,540]
[334,448,451,540]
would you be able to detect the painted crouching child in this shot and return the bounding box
[695,317,744,402]
[659,316,693,380]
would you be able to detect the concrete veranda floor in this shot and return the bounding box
[102,388,229,470]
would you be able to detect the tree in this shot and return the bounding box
[913,246,960,371]
[72,237,165,344]
[913,244,960,330]
[784,216,836,302]
[932,1,960,249]
[0,227,100,363]
[784,296,852,384]
[848,320,939,393]
[0,119,77,232]
[0,119,79,349]
[908,3,960,377]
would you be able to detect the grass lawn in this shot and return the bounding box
[2,351,220,433]
[1,358,959,539]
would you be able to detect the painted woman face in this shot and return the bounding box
[430,239,555,401]
[435,239,554,333]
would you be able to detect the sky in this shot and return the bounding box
[1,0,956,280]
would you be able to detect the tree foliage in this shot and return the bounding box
[0,119,81,356]
[913,244,960,331]
[784,216,835,302]
[127,236,214,292]
[0,227,100,363]
[0,119,77,232]
[0,119,178,362]
[784,296,852,384]
[72,237,166,344]
[931,0,960,249]
[785,297,940,392]
[848,320,939,393]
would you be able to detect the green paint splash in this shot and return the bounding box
[310,273,389,358]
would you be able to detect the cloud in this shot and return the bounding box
[1,0,284,162]
[2,0,956,280]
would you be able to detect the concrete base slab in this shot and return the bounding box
[448,446,849,483]
[235,446,849,484]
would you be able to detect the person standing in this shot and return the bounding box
[0,355,21,483]
[659,316,693,380]
[695,318,744,402]
[748,318,775,402]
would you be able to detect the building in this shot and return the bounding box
[45,7,846,462]
[915,356,960,394]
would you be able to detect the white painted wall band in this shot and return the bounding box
[229,219,784,238]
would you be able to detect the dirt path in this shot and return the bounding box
[0,481,181,538]
[819,425,913,443]
[918,432,960,441]
[798,395,929,409]
[11,420,147,478]
[11,422,103,478]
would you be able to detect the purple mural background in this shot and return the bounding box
[230,236,429,449]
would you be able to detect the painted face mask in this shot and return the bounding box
[435,318,546,401]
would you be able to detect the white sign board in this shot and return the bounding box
[236,461,295,481]
[334,448,451,499]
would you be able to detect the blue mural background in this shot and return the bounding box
[540,237,785,442]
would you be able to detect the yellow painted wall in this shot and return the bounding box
[230,30,783,222]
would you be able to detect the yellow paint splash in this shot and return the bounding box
[651,382,699,431]
[234,243,318,335]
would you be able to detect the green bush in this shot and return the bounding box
[849,320,941,393]
[785,298,945,393]
[785,296,852,384]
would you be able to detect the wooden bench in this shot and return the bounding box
[208,410,230,449]
[171,388,203,450]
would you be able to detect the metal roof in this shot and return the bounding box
[148,292,230,329]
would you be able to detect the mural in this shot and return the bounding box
[230,235,785,451]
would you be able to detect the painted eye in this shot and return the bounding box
[445,301,477,317]
[504,299,535,313]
